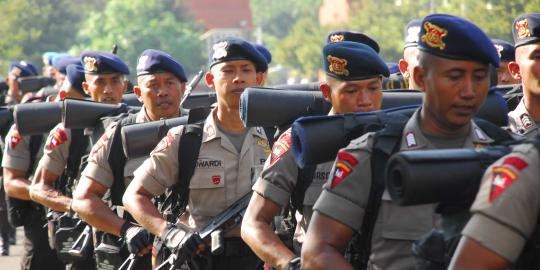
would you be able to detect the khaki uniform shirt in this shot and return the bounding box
[508,99,540,138]
[134,109,270,232]
[37,123,74,176]
[2,124,42,172]
[81,108,151,189]
[313,110,493,270]
[252,128,332,244]
[462,143,540,263]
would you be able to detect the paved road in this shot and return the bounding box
[0,227,25,269]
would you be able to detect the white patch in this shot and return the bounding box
[475,127,487,141]
[212,42,228,60]
[406,26,421,43]
[494,44,504,58]
[19,61,28,66]
[137,55,150,71]
[406,132,417,148]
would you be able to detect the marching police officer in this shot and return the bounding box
[505,14,540,138]
[122,37,268,269]
[399,19,422,90]
[4,61,39,104]
[241,39,389,270]
[301,14,500,270]
[30,51,130,270]
[1,64,86,269]
[72,49,188,269]
[491,39,520,86]
[450,13,540,269]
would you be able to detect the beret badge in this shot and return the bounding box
[212,41,228,60]
[137,55,149,71]
[327,55,349,76]
[421,21,448,50]
[329,34,345,43]
[516,19,531,39]
[494,44,503,58]
[84,57,98,72]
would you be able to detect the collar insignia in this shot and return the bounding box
[405,132,417,148]
[421,21,448,50]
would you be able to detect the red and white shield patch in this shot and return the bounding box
[212,175,221,185]
[489,156,528,202]
[47,127,68,150]
[151,131,175,155]
[331,162,352,189]
[269,131,292,166]
[8,127,22,149]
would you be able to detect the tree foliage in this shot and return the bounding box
[70,0,205,76]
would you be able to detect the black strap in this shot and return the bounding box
[351,113,408,269]
[290,165,316,215]
[27,134,44,178]
[57,128,88,196]
[107,113,139,206]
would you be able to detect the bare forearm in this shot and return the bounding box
[124,192,167,237]
[30,183,71,212]
[301,243,353,270]
[73,195,125,236]
[4,177,31,200]
[242,219,296,270]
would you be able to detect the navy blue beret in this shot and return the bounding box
[42,52,59,66]
[326,30,380,53]
[9,61,38,77]
[387,62,400,74]
[418,14,499,67]
[250,42,272,64]
[513,13,540,48]
[209,37,268,73]
[404,19,422,49]
[136,49,187,82]
[323,41,389,81]
[54,56,81,75]
[80,51,130,75]
[491,39,515,62]
[66,64,88,96]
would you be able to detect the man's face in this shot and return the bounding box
[82,73,126,104]
[514,44,540,95]
[497,61,520,85]
[325,77,383,113]
[7,69,20,92]
[55,72,66,88]
[400,47,420,89]
[415,55,490,129]
[135,72,184,120]
[206,60,262,110]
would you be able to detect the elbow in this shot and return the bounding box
[71,188,87,214]
[122,187,135,212]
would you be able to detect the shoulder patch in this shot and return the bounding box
[489,156,528,202]
[47,127,68,150]
[331,162,352,189]
[337,151,359,166]
[151,131,175,155]
[269,131,292,166]
[7,126,22,149]
[90,127,115,157]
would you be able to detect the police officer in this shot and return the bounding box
[52,56,81,91]
[505,14,540,138]
[301,14,500,270]
[241,40,389,270]
[251,42,272,85]
[1,64,86,270]
[71,49,187,269]
[42,52,59,79]
[122,37,268,269]
[399,19,421,90]
[4,61,39,104]
[30,51,130,270]
[450,13,540,270]
[491,39,520,86]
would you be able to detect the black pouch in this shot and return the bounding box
[53,214,91,263]
[94,233,125,270]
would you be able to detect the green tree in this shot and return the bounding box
[0,0,84,73]
[71,0,205,77]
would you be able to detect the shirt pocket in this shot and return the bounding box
[188,169,226,217]
[380,194,434,240]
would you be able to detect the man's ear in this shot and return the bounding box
[133,86,144,102]
[508,61,521,80]
[205,72,215,88]
[398,58,409,79]
[413,65,426,93]
[82,81,90,95]
[255,72,264,86]
[319,82,332,102]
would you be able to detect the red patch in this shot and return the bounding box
[151,131,175,154]
[337,151,359,166]
[489,156,528,202]
[501,156,528,170]
[269,132,292,166]
[212,175,221,185]
[8,127,22,149]
[331,162,352,189]
[48,127,68,149]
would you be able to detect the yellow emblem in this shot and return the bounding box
[515,19,531,39]
[84,57,98,72]
[329,34,345,43]
[327,55,349,76]
[421,21,448,50]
